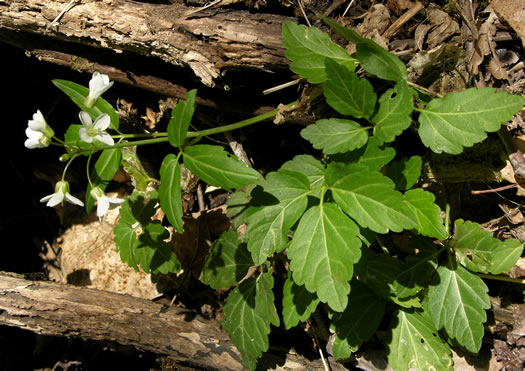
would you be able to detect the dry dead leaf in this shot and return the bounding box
[491,0,525,49]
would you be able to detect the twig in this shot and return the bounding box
[49,0,79,27]
[382,2,424,40]
[471,184,517,194]
[262,78,302,95]
[296,0,311,27]
[407,81,444,98]
[342,0,356,18]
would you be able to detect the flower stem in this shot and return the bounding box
[478,273,525,284]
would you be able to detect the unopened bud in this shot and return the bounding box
[59,153,70,162]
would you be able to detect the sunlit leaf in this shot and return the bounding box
[300,118,368,155]
[167,89,197,148]
[281,155,325,190]
[332,137,396,171]
[282,277,320,330]
[85,148,122,213]
[158,154,183,233]
[404,189,448,240]
[386,155,422,191]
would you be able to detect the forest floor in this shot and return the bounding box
[1,0,525,370]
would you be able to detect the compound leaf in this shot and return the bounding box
[282,21,356,83]
[281,155,326,189]
[387,308,453,371]
[201,230,253,289]
[158,154,183,233]
[332,137,396,171]
[282,277,320,330]
[244,170,311,264]
[167,89,197,148]
[331,280,386,356]
[373,81,414,144]
[222,270,278,370]
[324,59,376,118]
[418,88,524,154]
[404,189,448,240]
[288,203,362,312]
[428,263,490,352]
[322,17,407,83]
[183,144,262,190]
[300,118,368,155]
[452,219,523,274]
[327,163,416,234]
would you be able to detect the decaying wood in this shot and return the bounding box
[0,272,345,370]
[0,0,293,100]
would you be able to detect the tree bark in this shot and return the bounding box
[0,272,344,370]
[0,0,295,113]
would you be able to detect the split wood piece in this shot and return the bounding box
[0,272,346,370]
[382,1,424,40]
[0,0,293,88]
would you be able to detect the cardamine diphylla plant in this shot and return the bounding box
[26,18,525,371]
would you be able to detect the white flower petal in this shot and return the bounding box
[79,111,93,128]
[79,128,93,143]
[95,133,114,146]
[88,72,113,97]
[25,128,44,149]
[47,193,65,207]
[40,194,54,203]
[96,197,111,221]
[93,114,111,131]
[103,195,125,206]
[28,110,47,131]
[65,193,85,207]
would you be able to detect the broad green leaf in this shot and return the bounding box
[183,144,263,190]
[418,87,524,154]
[282,277,320,330]
[226,189,252,228]
[332,137,396,171]
[386,155,422,191]
[322,17,408,82]
[282,21,356,83]
[52,79,119,130]
[404,189,448,240]
[373,81,413,144]
[245,170,310,264]
[288,203,362,312]
[121,146,156,192]
[323,59,376,118]
[452,219,523,274]
[202,230,253,289]
[222,270,278,370]
[114,192,181,274]
[85,148,122,214]
[387,308,453,371]
[428,263,490,352]
[331,280,386,356]
[281,155,325,190]
[167,89,197,148]
[158,154,183,233]
[327,163,416,233]
[300,118,368,155]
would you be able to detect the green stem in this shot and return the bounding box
[477,273,525,285]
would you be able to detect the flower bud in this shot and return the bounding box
[59,154,70,162]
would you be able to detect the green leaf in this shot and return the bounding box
[282,21,356,83]
[323,59,376,118]
[428,263,491,352]
[404,189,448,240]
[452,219,523,274]
[201,230,253,289]
[114,192,181,274]
[52,79,119,130]
[226,189,253,229]
[300,118,368,155]
[331,137,396,171]
[418,87,524,154]
[183,144,263,190]
[373,81,414,144]
[386,155,422,191]
[288,203,362,312]
[158,154,183,233]
[245,170,310,265]
[327,163,416,233]
[322,17,408,82]
[167,89,197,148]
[387,308,453,371]
[222,270,278,370]
[281,155,325,190]
[282,277,320,330]
[331,280,386,356]
[85,148,122,214]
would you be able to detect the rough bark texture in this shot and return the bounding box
[0,272,344,370]
[0,0,295,113]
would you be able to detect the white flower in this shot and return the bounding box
[25,110,54,149]
[40,180,84,207]
[84,72,113,108]
[78,111,114,146]
[90,186,125,222]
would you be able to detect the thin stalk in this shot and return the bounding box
[478,273,525,284]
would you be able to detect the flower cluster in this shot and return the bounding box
[31,72,123,222]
